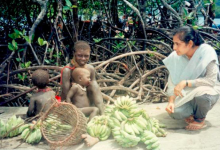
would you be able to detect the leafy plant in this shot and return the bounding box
[17,61,31,82]
[37,37,47,46]
[8,40,18,51]
[63,0,77,12]
[93,38,102,43]
[112,41,124,53]
[17,73,27,82]
[115,32,124,38]
[21,61,31,68]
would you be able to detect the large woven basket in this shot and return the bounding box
[40,101,87,147]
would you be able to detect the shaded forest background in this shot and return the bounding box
[0,0,220,107]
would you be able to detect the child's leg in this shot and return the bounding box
[79,107,99,122]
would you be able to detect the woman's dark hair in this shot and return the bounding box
[173,26,204,46]
[32,69,49,89]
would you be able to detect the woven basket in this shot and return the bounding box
[40,101,87,147]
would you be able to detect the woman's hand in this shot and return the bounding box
[174,80,186,97]
[165,102,175,114]
[166,95,176,114]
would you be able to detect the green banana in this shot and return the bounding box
[151,141,160,149]
[19,124,30,134]
[0,120,6,138]
[118,111,127,120]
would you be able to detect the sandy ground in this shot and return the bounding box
[1,100,220,150]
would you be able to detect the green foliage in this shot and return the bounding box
[53,52,62,58]
[93,38,102,43]
[182,8,195,25]
[37,37,47,46]
[192,25,203,30]
[17,61,31,82]
[112,41,125,53]
[17,73,27,82]
[115,32,124,38]
[21,61,31,68]
[63,0,77,13]
[8,40,18,51]
[23,36,31,44]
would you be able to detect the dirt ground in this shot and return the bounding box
[1,100,220,150]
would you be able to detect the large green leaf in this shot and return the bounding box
[12,40,18,50]
[63,6,70,11]
[183,8,188,16]
[72,5,77,8]
[8,33,20,39]
[8,43,15,51]
[14,29,23,36]
[25,61,31,68]
[23,36,30,43]
[38,37,47,46]
[65,0,72,7]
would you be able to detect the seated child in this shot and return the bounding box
[27,69,55,117]
[66,67,99,122]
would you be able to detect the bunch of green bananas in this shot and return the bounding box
[21,127,42,144]
[105,95,167,149]
[120,118,144,135]
[2,115,24,138]
[150,118,167,137]
[104,105,115,116]
[87,124,111,141]
[112,126,140,148]
[42,117,73,136]
[19,124,31,133]
[141,130,160,150]
[87,115,112,140]
[0,120,6,138]
[114,96,138,111]
[108,117,120,128]
[87,115,110,127]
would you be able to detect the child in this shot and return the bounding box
[66,67,99,122]
[27,69,55,117]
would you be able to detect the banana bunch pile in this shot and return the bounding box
[20,121,42,144]
[87,115,111,141]
[112,126,140,148]
[103,95,167,149]
[0,115,24,138]
[141,130,160,150]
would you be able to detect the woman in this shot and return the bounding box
[163,26,220,130]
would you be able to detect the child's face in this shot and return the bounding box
[80,73,91,87]
[74,49,90,66]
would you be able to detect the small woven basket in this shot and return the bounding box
[40,101,87,147]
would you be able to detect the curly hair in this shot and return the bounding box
[32,69,49,89]
[73,40,91,52]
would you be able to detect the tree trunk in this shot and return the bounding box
[139,0,147,25]
[110,0,119,26]
[70,0,79,41]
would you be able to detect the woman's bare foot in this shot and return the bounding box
[185,121,207,130]
[184,115,194,124]
[81,134,99,147]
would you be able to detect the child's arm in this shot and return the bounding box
[26,97,36,117]
[66,85,77,103]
